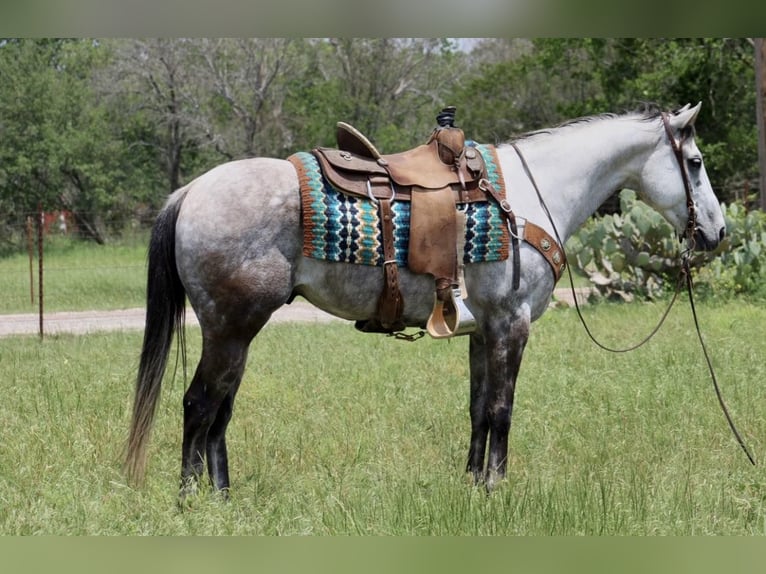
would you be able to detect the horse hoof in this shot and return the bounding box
[177,476,200,510]
[485,470,507,493]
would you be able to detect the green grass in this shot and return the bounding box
[1,300,765,535]
[0,234,149,314]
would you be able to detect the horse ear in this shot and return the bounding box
[669,102,702,130]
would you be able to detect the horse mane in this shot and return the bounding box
[511,102,666,143]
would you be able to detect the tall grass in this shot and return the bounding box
[1,300,764,535]
[0,233,149,314]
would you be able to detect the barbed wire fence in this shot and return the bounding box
[1,206,156,338]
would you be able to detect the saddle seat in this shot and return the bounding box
[315,124,488,202]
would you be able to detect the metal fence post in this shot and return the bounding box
[37,203,44,339]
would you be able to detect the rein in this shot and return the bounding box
[510,113,755,466]
[681,253,755,465]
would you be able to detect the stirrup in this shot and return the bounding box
[426,286,476,339]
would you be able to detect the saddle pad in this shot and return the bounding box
[289,144,509,268]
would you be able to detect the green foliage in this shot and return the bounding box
[569,191,766,300]
[0,39,160,243]
[0,39,68,216]
[453,61,525,143]
[695,202,766,298]
[285,38,466,154]
[568,190,682,300]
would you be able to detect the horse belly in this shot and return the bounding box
[293,259,435,325]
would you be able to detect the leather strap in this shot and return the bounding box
[523,221,566,282]
[478,178,521,290]
[660,112,697,243]
[507,142,567,284]
[376,197,404,330]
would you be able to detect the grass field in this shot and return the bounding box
[1,299,765,535]
[0,234,149,314]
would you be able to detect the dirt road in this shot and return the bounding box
[0,300,344,338]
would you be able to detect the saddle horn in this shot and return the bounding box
[430,106,465,166]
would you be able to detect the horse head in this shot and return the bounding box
[639,102,726,251]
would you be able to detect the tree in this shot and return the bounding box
[0,39,70,220]
[104,39,211,197]
[0,39,131,243]
[306,38,466,152]
[192,38,301,159]
[756,38,766,210]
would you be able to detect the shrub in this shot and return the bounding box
[567,190,766,300]
[695,202,766,299]
[567,190,683,300]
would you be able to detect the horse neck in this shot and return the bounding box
[501,115,658,243]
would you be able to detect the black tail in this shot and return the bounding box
[125,190,188,485]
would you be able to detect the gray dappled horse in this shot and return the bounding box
[125,103,725,497]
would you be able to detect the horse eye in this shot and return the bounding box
[688,157,702,169]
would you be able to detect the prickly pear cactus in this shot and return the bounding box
[568,190,689,300]
[569,189,766,300]
[695,201,766,297]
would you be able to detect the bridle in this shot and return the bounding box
[513,111,755,466]
[660,111,698,248]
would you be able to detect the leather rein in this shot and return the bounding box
[511,112,755,466]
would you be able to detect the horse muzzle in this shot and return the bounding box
[692,225,726,252]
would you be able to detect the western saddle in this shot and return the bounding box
[299,106,564,338]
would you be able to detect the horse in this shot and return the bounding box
[125,102,726,497]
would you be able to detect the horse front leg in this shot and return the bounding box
[467,333,489,483]
[468,313,530,490]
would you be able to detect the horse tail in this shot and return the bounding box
[124,188,189,485]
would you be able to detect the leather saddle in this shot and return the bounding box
[315,124,488,202]
[312,107,486,338]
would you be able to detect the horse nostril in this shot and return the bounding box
[719,226,726,242]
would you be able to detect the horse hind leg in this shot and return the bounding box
[205,390,237,495]
[180,333,251,500]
